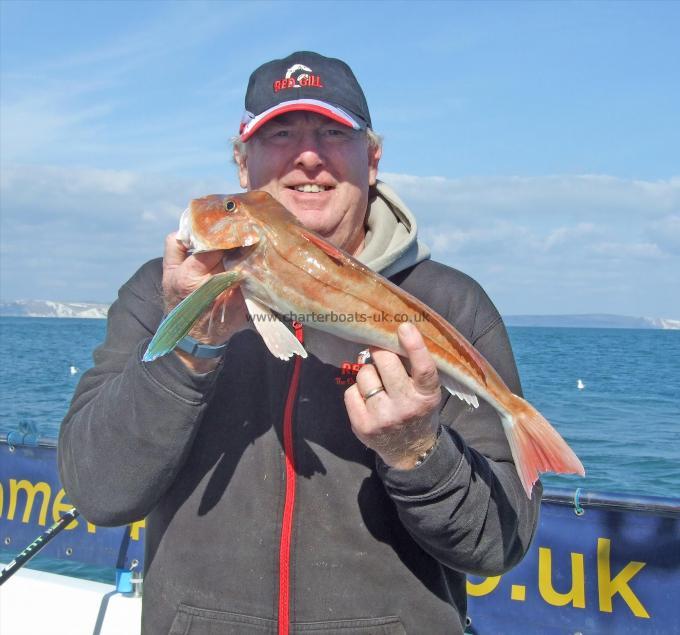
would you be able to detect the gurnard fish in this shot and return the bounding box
[144,191,585,497]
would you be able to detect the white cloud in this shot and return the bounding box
[544,223,597,251]
[590,241,667,260]
[1,165,678,318]
[0,80,116,162]
[647,214,680,253]
[0,163,240,302]
[382,173,680,223]
[381,172,680,316]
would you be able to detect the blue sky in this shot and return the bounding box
[1,0,678,317]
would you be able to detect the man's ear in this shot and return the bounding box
[368,142,382,186]
[234,145,249,189]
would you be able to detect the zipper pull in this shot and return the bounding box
[292,320,304,344]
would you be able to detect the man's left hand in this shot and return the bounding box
[344,323,442,469]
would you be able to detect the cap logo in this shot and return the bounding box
[273,63,324,93]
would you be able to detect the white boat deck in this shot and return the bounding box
[0,563,141,635]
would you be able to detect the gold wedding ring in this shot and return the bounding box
[363,385,385,401]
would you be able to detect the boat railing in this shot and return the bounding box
[542,486,680,517]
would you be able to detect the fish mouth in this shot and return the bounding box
[177,206,212,253]
[222,244,258,268]
[177,207,194,247]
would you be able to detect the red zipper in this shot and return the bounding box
[278,321,304,635]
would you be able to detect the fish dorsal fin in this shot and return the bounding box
[440,373,479,408]
[243,293,307,361]
[299,229,346,263]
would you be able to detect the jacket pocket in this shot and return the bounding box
[294,616,406,634]
[168,604,276,634]
[168,606,405,635]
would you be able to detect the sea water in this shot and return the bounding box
[0,317,679,498]
[508,326,680,497]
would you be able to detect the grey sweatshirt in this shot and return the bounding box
[59,182,540,635]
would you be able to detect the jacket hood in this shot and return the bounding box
[356,180,431,277]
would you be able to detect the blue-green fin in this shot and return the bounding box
[143,271,241,362]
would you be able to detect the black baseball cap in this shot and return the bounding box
[239,51,372,142]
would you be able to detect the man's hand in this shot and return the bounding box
[344,323,442,469]
[161,232,248,371]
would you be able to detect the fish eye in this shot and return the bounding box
[224,199,236,213]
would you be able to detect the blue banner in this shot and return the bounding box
[0,442,143,571]
[466,490,680,633]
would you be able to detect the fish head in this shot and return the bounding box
[178,193,274,253]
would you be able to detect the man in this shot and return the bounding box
[59,51,540,635]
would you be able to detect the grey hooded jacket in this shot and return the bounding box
[59,182,541,635]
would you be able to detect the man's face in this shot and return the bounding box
[235,112,381,255]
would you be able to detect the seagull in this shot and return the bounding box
[577,379,585,390]
[69,365,79,375]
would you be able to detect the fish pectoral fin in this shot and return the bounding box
[243,294,307,361]
[440,374,479,408]
[143,271,242,362]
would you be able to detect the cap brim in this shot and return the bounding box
[239,99,362,142]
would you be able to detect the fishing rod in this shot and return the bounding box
[0,507,79,586]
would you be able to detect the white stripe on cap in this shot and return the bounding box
[240,99,361,141]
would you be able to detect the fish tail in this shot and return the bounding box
[501,394,585,498]
[143,271,241,362]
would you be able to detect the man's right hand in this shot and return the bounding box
[161,232,249,371]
